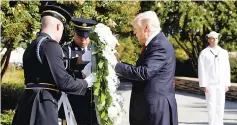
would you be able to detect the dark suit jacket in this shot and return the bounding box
[115,32,178,125]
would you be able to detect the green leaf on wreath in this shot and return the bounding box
[94,88,100,96]
[100,93,106,102]
[106,96,113,106]
[104,61,108,67]
[110,120,113,125]
[97,102,105,111]
[98,61,104,69]
[104,70,109,76]
[93,81,100,88]
[103,115,108,121]
[101,111,106,119]
[92,51,98,55]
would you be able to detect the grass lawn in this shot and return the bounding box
[1,66,24,84]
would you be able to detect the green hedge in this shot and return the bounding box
[0,110,15,125]
[175,57,237,83]
[175,59,197,77]
[230,57,237,83]
[1,83,25,110]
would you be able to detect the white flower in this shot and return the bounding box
[113,101,122,112]
[102,49,118,66]
[104,35,119,49]
[106,77,116,93]
[99,36,106,44]
[115,94,123,103]
[108,65,116,76]
[113,114,122,125]
[95,23,120,48]
[108,106,118,118]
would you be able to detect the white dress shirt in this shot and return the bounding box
[145,30,160,46]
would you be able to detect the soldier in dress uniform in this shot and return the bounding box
[59,18,99,125]
[12,5,96,125]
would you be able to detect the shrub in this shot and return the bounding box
[0,110,15,125]
[116,36,141,65]
[175,56,237,83]
[175,59,197,77]
[230,57,237,83]
[1,82,25,110]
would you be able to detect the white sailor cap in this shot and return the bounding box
[206,31,220,39]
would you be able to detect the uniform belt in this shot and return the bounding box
[25,83,59,92]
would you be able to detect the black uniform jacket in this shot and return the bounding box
[59,41,98,125]
[12,33,88,125]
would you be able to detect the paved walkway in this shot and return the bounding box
[118,84,237,125]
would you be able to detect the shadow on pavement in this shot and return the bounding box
[224,110,237,116]
[175,90,206,100]
[179,122,208,124]
[224,122,237,125]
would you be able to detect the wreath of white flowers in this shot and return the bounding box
[91,23,124,125]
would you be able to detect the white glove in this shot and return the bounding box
[82,50,91,62]
[85,73,96,87]
[82,62,92,77]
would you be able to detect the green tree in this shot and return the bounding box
[59,1,140,36]
[57,1,141,64]
[116,36,142,65]
[1,1,41,78]
[1,1,140,78]
[141,1,237,74]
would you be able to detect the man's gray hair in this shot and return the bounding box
[131,11,161,32]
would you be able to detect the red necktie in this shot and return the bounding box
[140,44,146,54]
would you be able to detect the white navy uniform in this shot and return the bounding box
[198,46,231,125]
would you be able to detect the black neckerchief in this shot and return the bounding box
[210,50,219,58]
[209,48,220,76]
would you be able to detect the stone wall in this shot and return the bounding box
[175,77,237,101]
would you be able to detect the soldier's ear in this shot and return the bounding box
[73,31,76,36]
[56,23,63,31]
[56,24,60,31]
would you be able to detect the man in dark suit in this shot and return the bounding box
[12,5,95,125]
[115,11,178,125]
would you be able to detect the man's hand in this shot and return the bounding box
[85,73,96,87]
[204,87,209,93]
[225,86,229,92]
[82,62,92,78]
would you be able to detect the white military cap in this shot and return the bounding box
[206,31,220,38]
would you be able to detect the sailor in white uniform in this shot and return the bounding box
[198,31,231,125]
